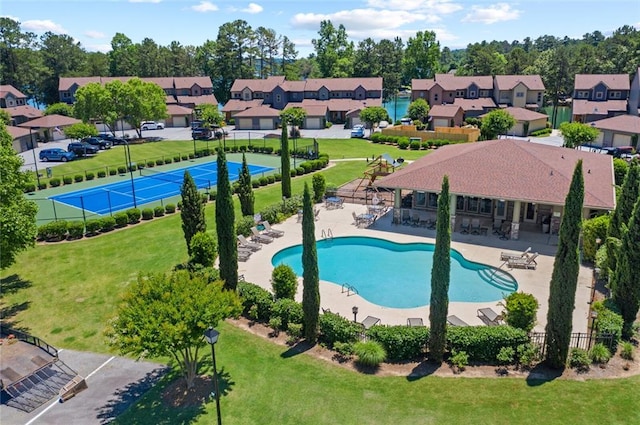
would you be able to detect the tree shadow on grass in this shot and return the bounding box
[525,363,564,387]
[96,366,169,424]
[0,274,32,330]
[280,340,314,358]
[406,359,443,381]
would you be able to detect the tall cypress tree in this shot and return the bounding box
[281,119,291,199]
[237,152,255,216]
[301,183,320,343]
[612,196,640,339]
[428,175,451,362]
[180,171,206,257]
[545,160,584,369]
[215,148,238,290]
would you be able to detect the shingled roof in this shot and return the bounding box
[592,114,640,134]
[574,74,630,91]
[0,84,27,99]
[572,99,628,115]
[375,139,615,210]
[494,75,545,91]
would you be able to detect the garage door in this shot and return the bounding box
[173,116,187,127]
[433,119,449,128]
[236,118,252,130]
[306,118,322,129]
[259,118,274,130]
[512,123,524,136]
[613,133,631,147]
[595,132,604,144]
[351,117,361,127]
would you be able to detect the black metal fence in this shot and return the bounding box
[528,331,614,357]
[0,325,59,358]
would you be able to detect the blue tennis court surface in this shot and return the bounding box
[50,161,274,215]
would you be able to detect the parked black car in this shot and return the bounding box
[96,133,127,145]
[82,136,112,150]
[67,142,99,156]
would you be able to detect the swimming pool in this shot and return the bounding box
[271,236,518,309]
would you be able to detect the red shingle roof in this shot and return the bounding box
[221,99,262,112]
[166,104,193,115]
[574,74,630,90]
[177,95,218,106]
[429,105,463,118]
[233,105,281,118]
[433,74,494,90]
[592,114,640,134]
[0,84,27,99]
[59,76,214,92]
[411,79,435,91]
[494,75,545,91]
[5,105,43,119]
[230,76,286,93]
[17,114,81,128]
[572,99,628,115]
[300,98,381,111]
[375,139,615,210]
[6,125,30,139]
[481,107,547,121]
[303,77,382,92]
[452,97,496,111]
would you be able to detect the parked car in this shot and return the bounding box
[82,136,112,150]
[603,146,635,159]
[351,124,365,138]
[67,142,99,156]
[400,117,412,125]
[378,120,389,128]
[141,121,165,130]
[96,133,127,145]
[39,148,76,162]
[192,127,212,140]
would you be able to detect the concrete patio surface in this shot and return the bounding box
[241,202,592,333]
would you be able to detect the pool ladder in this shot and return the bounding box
[341,283,358,296]
[321,228,334,240]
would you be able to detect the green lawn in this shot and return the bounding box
[5,141,638,424]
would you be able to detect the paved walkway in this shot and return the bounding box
[241,202,592,333]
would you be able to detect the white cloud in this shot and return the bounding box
[86,43,112,53]
[21,19,67,34]
[191,1,218,12]
[366,0,462,14]
[292,9,436,33]
[242,3,263,14]
[462,3,521,24]
[84,30,105,39]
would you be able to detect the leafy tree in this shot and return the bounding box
[211,20,255,104]
[480,109,516,139]
[0,122,37,269]
[280,120,291,199]
[403,30,440,81]
[312,20,354,77]
[545,161,584,369]
[502,292,539,332]
[301,183,320,342]
[237,153,255,216]
[460,43,506,76]
[109,32,139,76]
[312,174,326,203]
[120,78,167,137]
[377,38,404,103]
[74,82,116,133]
[44,102,74,117]
[180,171,206,257]
[216,148,238,290]
[105,270,241,389]
[198,103,223,127]
[280,107,306,137]
[354,38,380,77]
[359,106,389,136]
[582,214,610,262]
[39,32,87,105]
[559,122,599,148]
[0,109,11,125]
[428,175,451,362]
[611,196,640,339]
[64,122,98,140]
[612,158,629,186]
[189,231,217,268]
[271,264,298,300]
[407,98,430,123]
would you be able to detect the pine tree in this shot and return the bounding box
[301,183,320,343]
[215,148,238,290]
[428,175,451,362]
[545,160,584,369]
[612,196,640,339]
[281,120,291,199]
[237,152,255,216]
[180,171,206,257]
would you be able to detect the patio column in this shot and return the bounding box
[449,194,457,231]
[392,188,402,224]
[511,201,522,240]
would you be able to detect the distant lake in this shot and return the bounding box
[384,96,411,123]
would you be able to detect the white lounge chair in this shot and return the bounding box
[447,315,469,326]
[500,247,531,261]
[407,318,424,327]
[238,250,251,262]
[250,227,273,244]
[361,316,381,329]
[508,253,538,270]
[238,235,262,251]
[261,221,284,237]
[477,308,502,325]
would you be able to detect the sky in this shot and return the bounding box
[3,0,639,57]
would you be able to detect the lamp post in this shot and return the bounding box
[204,327,222,425]
[29,127,41,189]
[352,306,358,323]
[123,140,137,208]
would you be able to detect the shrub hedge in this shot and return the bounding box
[319,312,362,348]
[165,204,176,214]
[446,325,529,363]
[366,325,429,362]
[37,220,68,241]
[114,212,129,227]
[154,206,165,217]
[141,208,154,220]
[100,216,116,232]
[67,221,85,239]
[237,281,274,322]
[126,208,141,224]
[49,178,61,187]
[271,298,303,330]
[85,219,102,235]
[63,176,73,185]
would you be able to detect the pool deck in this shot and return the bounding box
[240,202,592,333]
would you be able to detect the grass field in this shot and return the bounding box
[4,138,639,424]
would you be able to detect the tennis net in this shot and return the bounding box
[139,167,212,189]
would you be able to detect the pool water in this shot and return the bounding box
[271,236,518,309]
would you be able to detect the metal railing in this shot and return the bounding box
[528,331,615,357]
[341,283,358,296]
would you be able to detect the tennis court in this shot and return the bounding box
[50,160,273,215]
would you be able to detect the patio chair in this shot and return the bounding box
[470,218,481,235]
[361,316,381,330]
[497,221,511,240]
[401,209,411,225]
[238,250,252,262]
[352,211,362,227]
[460,217,470,234]
[314,208,320,221]
[261,221,284,237]
[407,318,424,327]
[250,227,274,244]
[411,211,420,227]
[447,315,469,326]
[477,308,502,325]
[508,253,538,270]
[238,235,262,251]
[492,218,503,234]
[500,247,531,261]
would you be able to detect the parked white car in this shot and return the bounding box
[141,121,165,130]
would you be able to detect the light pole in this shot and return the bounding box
[204,327,222,425]
[352,306,359,323]
[123,141,137,208]
[192,132,198,158]
[29,127,41,189]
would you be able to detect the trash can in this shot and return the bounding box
[541,216,550,233]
